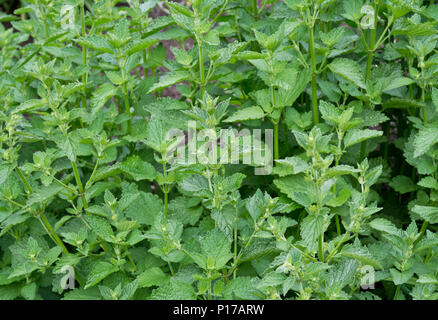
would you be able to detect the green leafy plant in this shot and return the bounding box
[0,0,437,301]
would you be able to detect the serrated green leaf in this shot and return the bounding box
[84,215,114,242]
[91,83,118,115]
[223,277,261,299]
[120,155,156,181]
[344,129,383,149]
[76,35,113,53]
[432,87,438,112]
[329,58,366,89]
[389,175,417,194]
[418,177,438,190]
[411,206,438,224]
[85,262,118,289]
[148,71,190,93]
[124,192,163,225]
[340,243,383,269]
[273,156,309,176]
[137,267,170,288]
[390,268,414,285]
[413,127,438,158]
[150,280,196,300]
[124,38,158,56]
[369,218,400,235]
[12,99,46,114]
[224,106,265,122]
[62,287,102,300]
[191,228,233,270]
[301,215,324,248]
[384,77,414,92]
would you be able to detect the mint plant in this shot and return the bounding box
[0,0,437,301]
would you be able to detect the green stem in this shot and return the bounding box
[162,162,169,219]
[125,246,137,271]
[2,195,24,208]
[207,272,212,300]
[197,36,205,98]
[181,248,198,264]
[374,18,393,50]
[291,243,318,263]
[414,221,429,246]
[335,215,341,236]
[326,232,353,262]
[361,3,378,162]
[135,68,142,80]
[258,0,269,15]
[407,57,415,115]
[283,120,291,157]
[36,1,48,38]
[168,261,174,276]
[123,81,132,134]
[222,229,259,279]
[422,98,427,123]
[274,122,279,161]
[252,0,258,18]
[71,161,88,209]
[424,248,432,263]
[393,285,401,300]
[359,140,367,163]
[141,17,149,65]
[212,0,231,24]
[164,191,168,219]
[40,213,69,254]
[16,167,32,194]
[309,26,319,124]
[38,216,57,244]
[206,168,213,193]
[85,159,99,190]
[54,177,76,194]
[318,232,324,262]
[421,79,427,123]
[81,3,88,114]
[39,213,85,287]
[233,209,238,279]
[383,121,390,161]
[365,15,378,80]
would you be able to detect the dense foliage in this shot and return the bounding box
[0,0,438,300]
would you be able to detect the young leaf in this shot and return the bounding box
[191,228,233,270]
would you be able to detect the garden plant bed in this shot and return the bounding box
[0,0,437,301]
